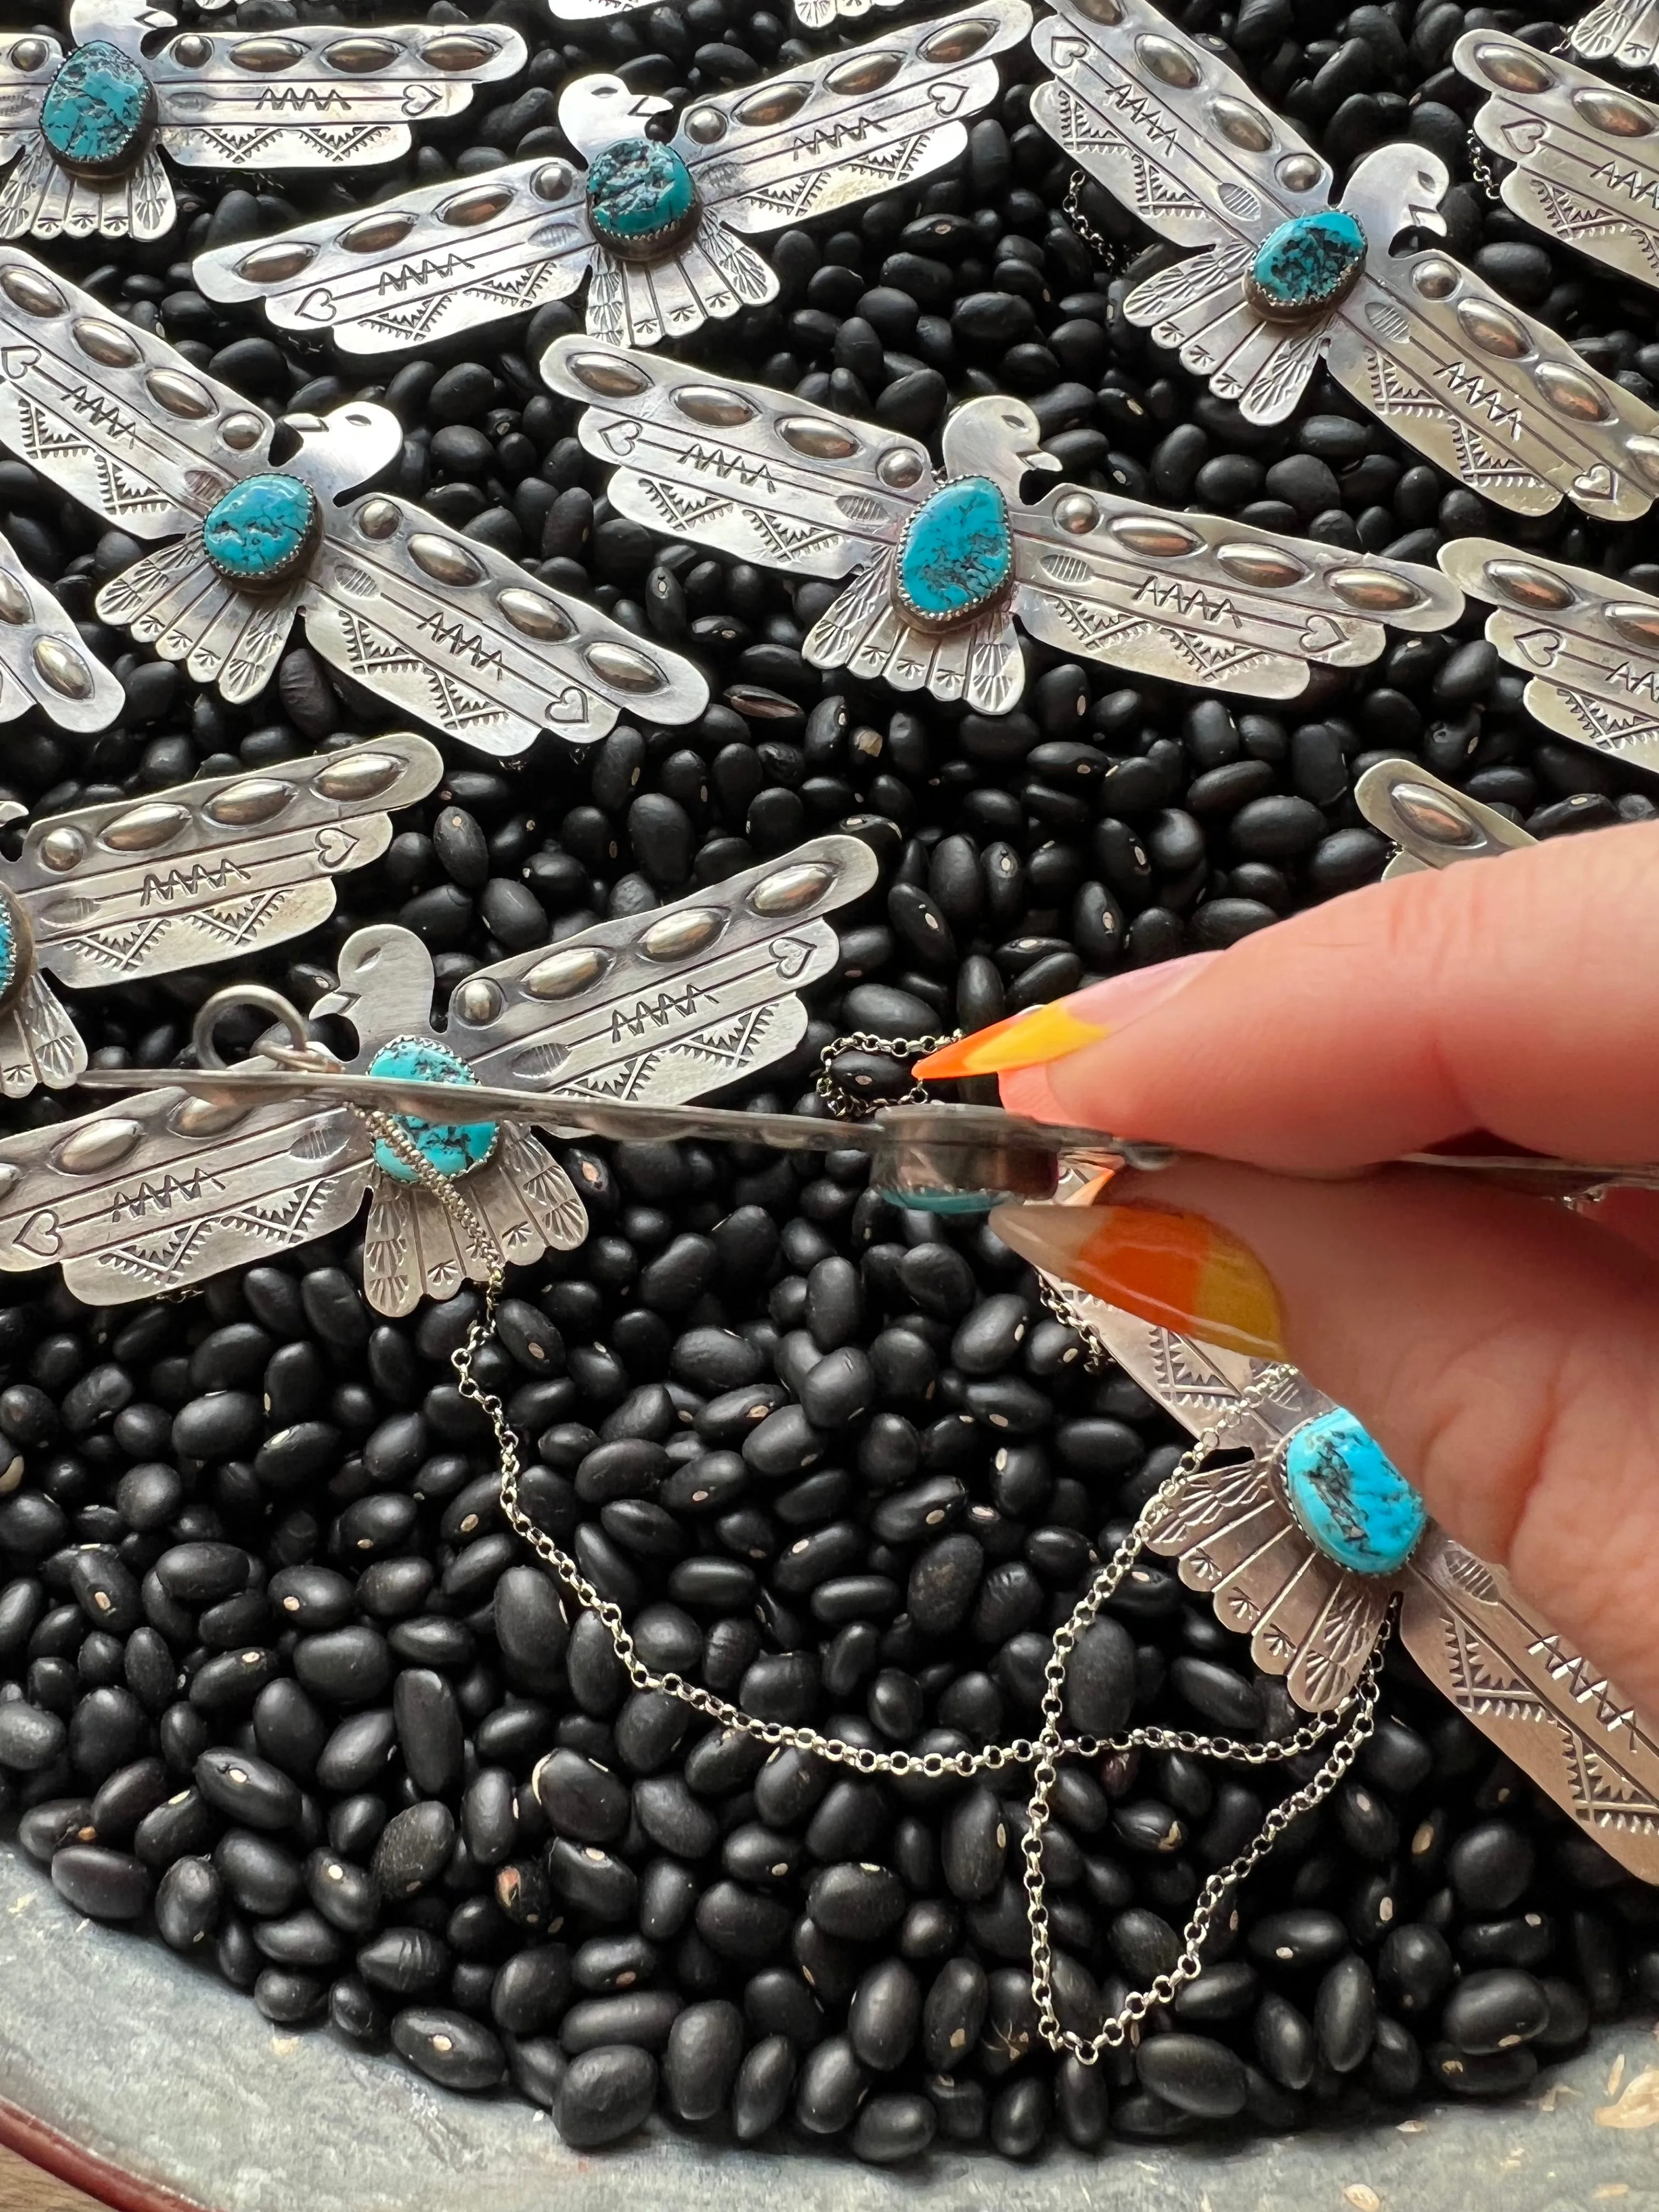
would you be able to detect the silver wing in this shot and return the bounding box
[681,5,1030,237]
[1080,1300,1387,1709]
[1322,153,1659,522]
[0,247,272,534]
[95,538,302,705]
[1401,1526,1659,1884]
[0,1084,374,1304]
[1460,35,1659,295]
[1572,0,1659,69]
[10,735,442,992]
[0,133,173,244]
[1013,490,1460,699]
[582,207,776,352]
[1353,755,1537,883]
[193,159,595,358]
[1033,0,1335,422]
[1440,538,1659,775]
[447,832,881,1101]
[0,974,82,1099]
[545,336,933,577]
[301,495,708,754]
[151,20,525,170]
[363,1125,586,1317]
[0,528,121,731]
[0,33,55,169]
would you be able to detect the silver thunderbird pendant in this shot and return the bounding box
[193,6,1029,355]
[543,336,1461,716]
[0,246,707,753]
[1459,33,1659,297]
[1572,0,1659,70]
[0,525,121,731]
[0,0,523,244]
[0,834,877,1313]
[0,732,439,1099]
[1031,0,1659,520]
[1075,1300,1659,1883]
[1439,539,1659,778]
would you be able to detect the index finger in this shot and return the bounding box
[923,821,1659,1172]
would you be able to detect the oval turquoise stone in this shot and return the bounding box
[1282,1407,1426,1577]
[1246,208,1367,322]
[366,1039,498,1184]
[202,473,319,588]
[586,137,696,250]
[896,477,1013,625]
[41,43,152,174]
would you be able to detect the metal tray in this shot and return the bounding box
[0,1838,1652,2212]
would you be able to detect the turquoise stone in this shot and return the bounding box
[0,896,19,1009]
[1282,1408,1427,1577]
[586,138,696,254]
[1246,208,1367,323]
[41,43,153,176]
[366,1039,498,1184]
[896,477,1013,627]
[202,473,319,588]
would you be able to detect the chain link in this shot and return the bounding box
[365,1088,1387,2060]
[816,1029,960,1119]
[1064,170,1128,278]
[1467,130,1503,202]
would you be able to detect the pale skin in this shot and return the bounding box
[994,823,1659,1721]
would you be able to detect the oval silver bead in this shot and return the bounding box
[54,1119,143,1175]
[639,909,723,960]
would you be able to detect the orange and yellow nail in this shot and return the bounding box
[989,1201,1285,1361]
[914,1003,1109,1082]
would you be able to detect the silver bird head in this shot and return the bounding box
[71,0,159,49]
[1341,144,1451,251]
[280,403,403,503]
[558,75,675,161]
[309,923,437,1052]
[940,396,1060,495]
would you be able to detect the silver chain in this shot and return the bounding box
[1467,130,1503,202]
[816,1029,959,1118]
[1064,170,1128,278]
[370,1091,1385,2057]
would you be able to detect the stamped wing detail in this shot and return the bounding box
[151,20,525,170]
[10,735,441,990]
[363,1126,585,1317]
[194,159,595,357]
[301,494,707,754]
[685,4,1029,236]
[1460,34,1659,294]
[1572,0,1659,69]
[0,972,84,1098]
[546,336,933,576]
[1064,1296,1332,1454]
[1013,492,1461,699]
[0,1087,374,1304]
[448,834,879,1104]
[96,538,302,704]
[1324,150,1659,521]
[1401,1525,1659,1883]
[0,246,271,533]
[1441,538,1659,774]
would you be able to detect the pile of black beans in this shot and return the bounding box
[0,0,1655,2166]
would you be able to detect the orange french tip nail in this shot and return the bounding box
[915,1005,1109,1082]
[993,1202,1286,1361]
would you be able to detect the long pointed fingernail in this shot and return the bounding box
[989,1200,1286,1359]
[913,955,1221,1082]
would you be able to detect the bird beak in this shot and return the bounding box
[1025,448,1062,475]
[1408,200,1448,236]
[282,411,327,436]
[630,93,673,119]
[308,985,352,1022]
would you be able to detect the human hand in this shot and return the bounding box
[915,821,1659,1717]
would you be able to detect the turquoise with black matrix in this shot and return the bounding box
[1248,209,1367,321]
[42,43,151,173]
[365,1040,498,1184]
[1282,1407,1426,1576]
[586,138,696,249]
[896,478,1013,625]
[202,474,318,587]
[0,898,19,1008]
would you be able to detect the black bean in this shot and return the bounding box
[195,1747,301,1832]
[371,1802,456,1898]
[1314,1954,1376,2074]
[155,1855,221,1952]
[1136,2032,1247,2119]
[794,2034,867,2135]
[51,1844,150,1921]
[663,1998,744,2121]
[1442,1968,1551,2056]
[0,1700,65,1772]
[391,2009,506,2093]
[1447,1820,1534,1914]
[1248,1909,1350,1971]
[555,2046,657,2148]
